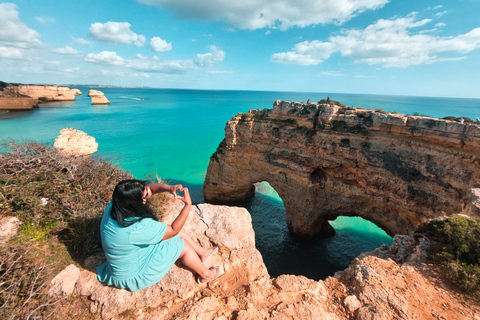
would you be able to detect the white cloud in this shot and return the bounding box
[435,10,448,18]
[52,46,79,55]
[75,38,94,45]
[64,67,80,73]
[89,22,146,46]
[272,13,480,68]
[85,51,126,66]
[271,41,336,65]
[321,71,343,77]
[0,46,23,59]
[35,16,56,24]
[85,46,225,74]
[150,36,172,52]
[435,22,446,28]
[195,45,225,67]
[0,3,42,53]
[138,0,388,30]
[207,70,234,75]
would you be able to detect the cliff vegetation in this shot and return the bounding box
[0,141,166,319]
[417,214,480,298]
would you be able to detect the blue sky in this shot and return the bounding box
[1,0,479,98]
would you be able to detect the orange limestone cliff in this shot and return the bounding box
[204,100,480,239]
[0,83,82,110]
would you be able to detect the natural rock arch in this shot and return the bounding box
[204,100,480,239]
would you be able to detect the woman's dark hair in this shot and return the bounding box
[111,179,158,227]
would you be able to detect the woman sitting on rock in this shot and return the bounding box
[97,179,219,292]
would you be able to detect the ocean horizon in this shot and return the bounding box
[1,87,479,279]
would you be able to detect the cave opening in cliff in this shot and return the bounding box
[244,181,393,280]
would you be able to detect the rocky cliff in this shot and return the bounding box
[34,201,479,320]
[0,83,82,110]
[204,100,480,238]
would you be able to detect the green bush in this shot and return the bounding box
[416,215,480,295]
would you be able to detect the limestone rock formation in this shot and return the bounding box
[54,128,98,157]
[51,202,480,320]
[0,96,38,110]
[88,89,110,105]
[0,83,82,110]
[15,85,80,101]
[204,100,480,238]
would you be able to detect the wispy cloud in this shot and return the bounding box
[321,71,343,77]
[35,16,57,24]
[52,46,79,55]
[75,38,94,46]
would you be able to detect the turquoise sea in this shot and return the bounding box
[1,88,479,279]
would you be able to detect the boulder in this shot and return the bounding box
[0,216,22,245]
[463,188,480,216]
[54,128,98,157]
[47,264,81,298]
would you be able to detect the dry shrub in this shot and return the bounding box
[0,141,168,318]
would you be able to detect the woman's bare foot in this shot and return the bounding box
[197,266,220,284]
[200,246,218,263]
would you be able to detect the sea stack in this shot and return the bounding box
[88,89,110,105]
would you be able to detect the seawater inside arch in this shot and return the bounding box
[244,182,393,280]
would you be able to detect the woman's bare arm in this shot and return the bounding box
[162,187,191,240]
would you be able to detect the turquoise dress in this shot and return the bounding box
[97,203,184,292]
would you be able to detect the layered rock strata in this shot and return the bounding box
[204,100,480,238]
[15,85,81,101]
[88,89,110,105]
[0,84,82,110]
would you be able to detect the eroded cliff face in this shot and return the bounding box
[0,84,82,110]
[204,100,480,238]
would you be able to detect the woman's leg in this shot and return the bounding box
[178,241,218,282]
[178,229,217,262]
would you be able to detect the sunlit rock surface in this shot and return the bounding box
[88,89,110,105]
[54,128,98,157]
[204,100,480,238]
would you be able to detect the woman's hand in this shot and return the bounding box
[142,185,152,203]
[170,184,183,199]
[177,187,192,206]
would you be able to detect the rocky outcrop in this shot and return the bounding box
[204,100,480,238]
[49,201,480,320]
[54,128,98,157]
[88,89,110,105]
[13,85,80,101]
[0,83,82,110]
[0,96,39,110]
